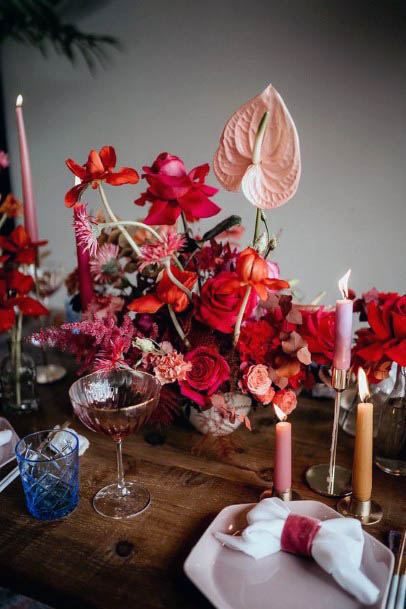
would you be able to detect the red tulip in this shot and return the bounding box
[65,146,139,207]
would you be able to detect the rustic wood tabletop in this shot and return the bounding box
[0,353,404,609]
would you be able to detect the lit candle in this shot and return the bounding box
[274,405,292,494]
[15,95,39,241]
[352,368,373,502]
[333,269,353,370]
[73,178,93,312]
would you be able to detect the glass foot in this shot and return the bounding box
[305,463,352,497]
[37,364,67,384]
[375,456,406,476]
[93,481,151,519]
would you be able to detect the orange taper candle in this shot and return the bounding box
[352,368,373,502]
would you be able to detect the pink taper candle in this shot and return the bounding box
[15,95,39,241]
[73,179,93,311]
[274,420,292,493]
[333,269,353,370]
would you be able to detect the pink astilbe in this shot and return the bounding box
[90,243,122,284]
[138,227,186,271]
[94,336,129,372]
[153,350,192,385]
[73,203,99,257]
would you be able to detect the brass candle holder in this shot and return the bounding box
[305,367,352,497]
[337,496,383,526]
[260,486,300,502]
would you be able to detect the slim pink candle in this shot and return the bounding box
[15,95,39,241]
[274,421,292,493]
[333,269,353,370]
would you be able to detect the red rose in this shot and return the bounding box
[180,346,230,408]
[273,389,297,416]
[392,295,406,340]
[196,271,258,333]
[300,307,335,366]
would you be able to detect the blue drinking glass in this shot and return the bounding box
[15,429,79,520]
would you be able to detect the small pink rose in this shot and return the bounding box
[273,389,297,415]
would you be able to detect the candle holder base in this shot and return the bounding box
[259,488,300,501]
[305,463,352,498]
[36,364,67,385]
[337,496,383,526]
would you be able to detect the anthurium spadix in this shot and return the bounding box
[213,83,301,209]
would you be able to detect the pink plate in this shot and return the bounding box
[0,417,20,468]
[184,500,394,609]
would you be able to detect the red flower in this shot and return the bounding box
[196,271,258,333]
[0,225,47,264]
[273,389,297,416]
[179,345,230,408]
[128,265,197,313]
[65,146,139,207]
[300,307,336,366]
[238,318,279,363]
[0,269,48,332]
[227,247,289,300]
[354,294,406,368]
[134,152,220,225]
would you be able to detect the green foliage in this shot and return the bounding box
[0,0,119,72]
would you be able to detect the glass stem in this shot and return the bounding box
[116,440,126,494]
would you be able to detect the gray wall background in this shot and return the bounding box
[2,0,406,306]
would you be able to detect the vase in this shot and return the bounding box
[188,392,251,436]
[375,365,406,476]
[0,340,39,414]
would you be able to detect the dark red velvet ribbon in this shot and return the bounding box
[281,513,321,557]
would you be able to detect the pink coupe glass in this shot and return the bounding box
[69,369,161,519]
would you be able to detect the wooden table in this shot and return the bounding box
[0,356,404,609]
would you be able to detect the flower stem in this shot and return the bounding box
[0,214,7,230]
[164,260,193,300]
[168,305,191,349]
[253,208,261,245]
[181,211,189,235]
[116,439,126,495]
[97,221,162,243]
[14,312,23,407]
[233,285,252,347]
[98,184,142,256]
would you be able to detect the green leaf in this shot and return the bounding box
[201,215,242,242]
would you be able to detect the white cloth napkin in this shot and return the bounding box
[0,430,12,447]
[215,498,380,606]
[52,427,89,456]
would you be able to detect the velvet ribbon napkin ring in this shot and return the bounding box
[215,497,379,605]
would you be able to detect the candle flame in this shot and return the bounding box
[16,94,23,107]
[338,268,351,299]
[358,367,370,402]
[274,404,287,422]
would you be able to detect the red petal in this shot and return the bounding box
[15,249,36,264]
[356,342,384,362]
[65,158,87,180]
[13,296,49,317]
[392,312,406,340]
[0,308,15,332]
[127,294,163,313]
[263,278,290,291]
[143,200,181,225]
[8,270,34,294]
[64,183,88,207]
[105,167,139,186]
[87,150,105,177]
[10,225,29,248]
[99,146,116,170]
[189,163,210,182]
[385,340,406,366]
[178,192,221,219]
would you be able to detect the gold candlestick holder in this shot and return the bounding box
[260,487,300,502]
[337,496,383,526]
[306,367,352,497]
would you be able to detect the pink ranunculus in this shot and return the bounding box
[273,389,297,415]
[180,346,230,408]
[196,271,258,334]
[244,364,275,405]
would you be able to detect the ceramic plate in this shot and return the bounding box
[184,500,394,609]
[0,417,20,468]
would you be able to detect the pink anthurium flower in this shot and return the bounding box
[213,83,301,209]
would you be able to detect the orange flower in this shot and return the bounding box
[0,194,23,218]
[234,247,289,300]
[128,265,197,313]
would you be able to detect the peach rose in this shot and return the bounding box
[244,364,275,405]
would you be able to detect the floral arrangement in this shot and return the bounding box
[34,84,335,436]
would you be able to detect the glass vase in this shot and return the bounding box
[375,365,406,476]
[0,340,39,414]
